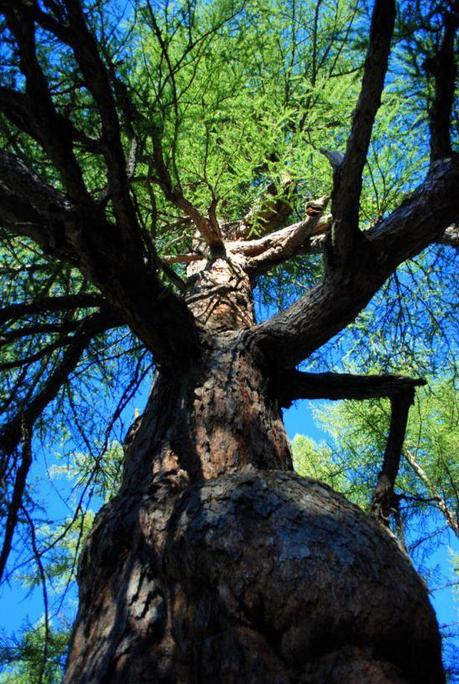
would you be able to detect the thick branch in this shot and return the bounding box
[228,198,330,272]
[0,150,71,219]
[0,150,200,366]
[254,157,459,368]
[370,391,414,525]
[2,6,93,206]
[424,1,458,162]
[0,151,79,260]
[274,371,425,408]
[331,0,395,264]
[0,8,203,367]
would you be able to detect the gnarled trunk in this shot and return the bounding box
[64,258,444,683]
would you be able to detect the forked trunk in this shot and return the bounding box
[64,259,444,683]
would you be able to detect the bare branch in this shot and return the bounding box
[274,371,425,407]
[424,1,458,162]
[437,224,459,248]
[330,0,395,265]
[272,370,423,528]
[227,197,330,272]
[0,422,32,583]
[404,449,459,536]
[370,391,414,525]
[0,293,104,326]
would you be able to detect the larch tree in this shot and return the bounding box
[0,0,457,682]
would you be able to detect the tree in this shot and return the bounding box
[0,0,457,681]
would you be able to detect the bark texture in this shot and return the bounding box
[64,345,443,683]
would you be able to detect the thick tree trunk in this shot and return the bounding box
[64,258,444,683]
[64,337,443,683]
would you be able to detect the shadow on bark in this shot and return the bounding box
[65,470,444,683]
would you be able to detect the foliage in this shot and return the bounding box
[0,622,68,684]
[292,376,459,546]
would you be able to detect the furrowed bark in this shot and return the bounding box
[64,214,444,682]
[64,335,443,683]
[0,3,452,681]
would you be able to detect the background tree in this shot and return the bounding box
[0,0,457,682]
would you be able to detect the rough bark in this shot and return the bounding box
[64,368,443,682]
[64,328,443,683]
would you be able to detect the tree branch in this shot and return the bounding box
[0,151,199,367]
[0,308,120,457]
[403,449,459,536]
[227,198,330,272]
[274,371,425,408]
[148,127,224,251]
[370,391,414,525]
[1,5,94,206]
[254,156,459,368]
[330,0,395,265]
[0,293,104,326]
[272,370,422,528]
[60,0,141,240]
[437,224,459,248]
[0,423,32,584]
[0,7,202,368]
[424,1,458,162]
[0,321,81,347]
